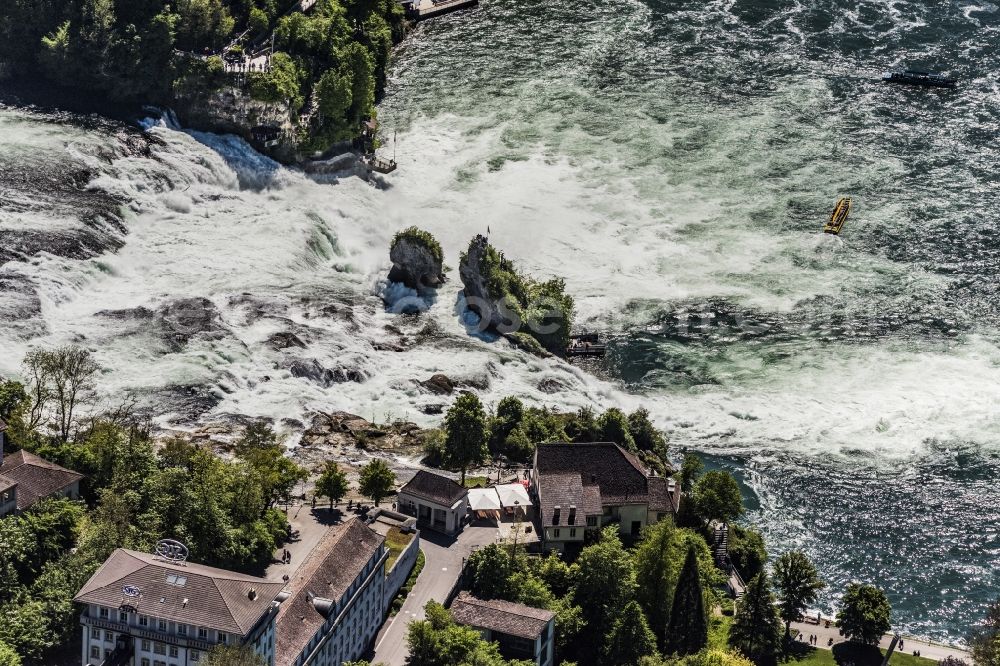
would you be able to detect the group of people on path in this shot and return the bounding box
[803,634,833,647]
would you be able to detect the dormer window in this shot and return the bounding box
[552,505,561,525]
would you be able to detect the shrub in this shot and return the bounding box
[392,227,443,264]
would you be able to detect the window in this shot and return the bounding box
[141,640,151,652]
[553,528,560,538]
[197,627,208,640]
[105,631,114,642]
[157,619,168,632]
[119,611,129,623]
[91,628,101,639]
[154,642,166,655]
[99,607,109,619]
[586,515,597,527]
[165,574,187,587]
[90,646,101,659]
[569,528,577,538]
[191,652,200,662]
[139,615,149,627]
[177,624,188,637]
[141,659,150,666]
[169,646,178,658]
[218,633,228,645]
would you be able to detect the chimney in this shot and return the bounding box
[568,505,576,525]
[552,505,561,525]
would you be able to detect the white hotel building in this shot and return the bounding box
[74,547,286,666]
[75,517,400,666]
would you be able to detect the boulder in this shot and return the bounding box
[420,373,455,395]
[388,230,445,291]
[289,359,365,386]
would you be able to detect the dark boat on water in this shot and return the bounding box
[882,69,956,88]
[566,333,607,358]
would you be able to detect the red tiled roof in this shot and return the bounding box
[275,519,385,666]
[74,549,285,636]
[0,449,83,511]
[450,592,554,640]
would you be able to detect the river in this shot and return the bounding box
[1,0,999,644]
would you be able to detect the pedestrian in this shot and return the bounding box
[900,639,904,650]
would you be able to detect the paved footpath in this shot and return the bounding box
[790,619,973,663]
[370,523,498,666]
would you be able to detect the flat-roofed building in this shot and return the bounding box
[74,546,286,666]
[275,519,388,666]
[450,592,555,666]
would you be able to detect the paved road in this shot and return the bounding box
[790,620,973,663]
[371,523,498,666]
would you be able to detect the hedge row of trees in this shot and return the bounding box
[424,392,671,480]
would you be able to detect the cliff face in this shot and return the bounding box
[389,237,445,291]
[459,234,507,331]
[173,85,299,163]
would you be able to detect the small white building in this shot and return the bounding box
[74,545,285,666]
[450,592,555,666]
[396,470,468,535]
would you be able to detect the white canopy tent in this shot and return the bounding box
[468,488,502,512]
[495,483,530,509]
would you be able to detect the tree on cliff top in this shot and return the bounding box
[692,470,743,524]
[444,393,489,485]
[249,52,304,110]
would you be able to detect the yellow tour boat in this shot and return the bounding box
[824,197,852,235]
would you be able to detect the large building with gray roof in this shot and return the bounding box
[530,441,681,550]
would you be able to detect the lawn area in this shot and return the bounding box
[709,615,734,650]
[384,526,414,572]
[782,642,939,666]
[463,476,488,488]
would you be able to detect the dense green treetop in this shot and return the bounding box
[314,461,349,509]
[729,572,783,665]
[772,551,825,636]
[359,458,395,506]
[443,393,489,485]
[837,583,892,646]
[692,470,744,524]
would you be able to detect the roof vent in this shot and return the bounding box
[248,589,258,601]
[182,598,188,608]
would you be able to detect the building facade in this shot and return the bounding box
[74,546,286,666]
[450,592,555,666]
[275,520,389,666]
[0,447,84,518]
[396,469,468,535]
[531,442,681,551]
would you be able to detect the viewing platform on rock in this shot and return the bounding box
[402,0,478,20]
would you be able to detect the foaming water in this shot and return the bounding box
[2,0,1000,641]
